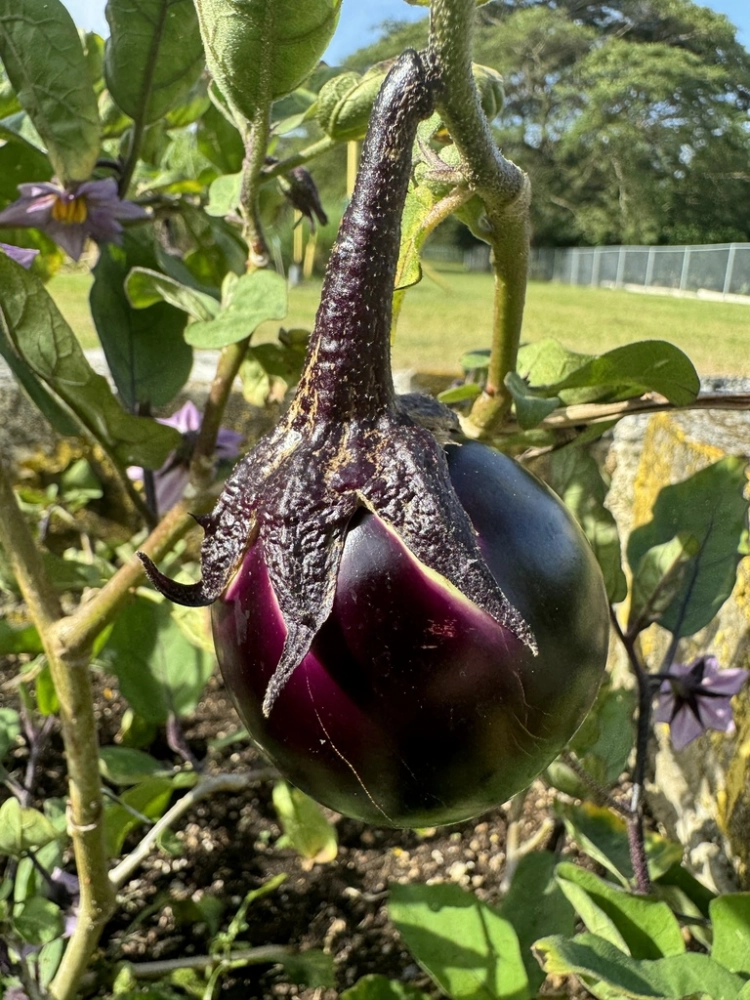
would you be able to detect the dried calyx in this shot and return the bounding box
[138,49,536,717]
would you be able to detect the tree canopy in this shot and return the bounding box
[347,0,750,246]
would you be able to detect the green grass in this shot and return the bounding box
[48,268,749,377]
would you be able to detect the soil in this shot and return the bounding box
[2,670,585,1000]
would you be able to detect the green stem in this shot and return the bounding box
[0,458,116,1000]
[428,0,531,434]
[238,3,275,265]
[261,136,338,180]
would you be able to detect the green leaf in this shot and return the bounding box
[546,446,628,602]
[275,950,335,989]
[554,800,682,887]
[551,341,700,407]
[99,746,168,785]
[437,383,482,405]
[0,798,60,857]
[389,882,530,1000]
[627,533,700,635]
[505,371,560,429]
[626,458,749,638]
[0,253,181,467]
[561,680,635,791]
[13,896,64,946]
[206,171,242,217]
[535,932,746,1000]
[342,976,431,1000]
[0,0,100,182]
[316,68,385,142]
[0,621,42,655]
[710,894,750,974]
[498,851,576,992]
[125,267,220,321]
[104,776,175,856]
[556,863,684,960]
[91,230,192,410]
[460,349,491,373]
[197,101,244,174]
[104,0,204,125]
[0,706,21,759]
[185,269,287,348]
[195,0,342,124]
[35,662,59,715]
[0,130,52,207]
[100,594,215,723]
[272,781,337,863]
[516,339,592,388]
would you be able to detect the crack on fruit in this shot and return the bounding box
[305,674,394,826]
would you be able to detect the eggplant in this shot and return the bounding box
[140,50,609,827]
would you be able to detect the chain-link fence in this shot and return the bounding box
[529,243,750,300]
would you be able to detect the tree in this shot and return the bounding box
[348,0,750,246]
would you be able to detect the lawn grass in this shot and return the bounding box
[48,268,749,377]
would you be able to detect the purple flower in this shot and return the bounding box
[0,243,39,268]
[655,655,748,751]
[0,178,148,261]
[129,401,243,516]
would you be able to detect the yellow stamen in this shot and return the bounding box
[51,194,88,225]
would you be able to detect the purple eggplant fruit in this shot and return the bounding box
[140,50,609,827]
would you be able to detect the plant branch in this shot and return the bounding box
[109,769,276,888]
[126,945,296,979]
[540,392,750,430]
[610,607,652,894]
[0,456,116,1000]
[429,0,531,433]
[261,136,338,180]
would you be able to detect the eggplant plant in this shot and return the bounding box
[139,50,610,827]
[0,0,748,998]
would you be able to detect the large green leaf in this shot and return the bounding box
[104,775,175,856]
[555,864,684,960]
[0,253,180,467]
[513,339,699,410]
[710,894,750,975]
[498,851,576,992]
[195,0,342,124]
[185,268,287,348]
[536,933,746,1000]
[627,533,700,636]
[0,0,100,181]
[104,0,204,125]
[626,458,749,638]
[0,132,52,207]
[125,266,220,321]
[547,445,627,602]
[389,882,529,1000]
[554,800,682,887]
[100,593,215,723]
[90,229,192,409]
[0,798,60,858]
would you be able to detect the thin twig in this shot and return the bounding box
[126,945,295,979]
[109,770,276,889]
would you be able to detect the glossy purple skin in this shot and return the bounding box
[213,442,609,828]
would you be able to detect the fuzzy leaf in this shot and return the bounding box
[91,230,192,410]
[556,863,685,959]
[185,268,287,348]
[627,458,749,638]
[0,0,100,181]
[710,894,750,974]
[195,0,342,124]
[0,253,180,467]
[389,882,529,1000]
[125,267,220,321]
[535,932,746,1000]
[104,0,204,125]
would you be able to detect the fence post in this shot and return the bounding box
[571,248,580,285]
[645,247,656,289]
[591,247,601,288]
[615,245,625,288]
[723,243,737,298]
[679,245,691,291]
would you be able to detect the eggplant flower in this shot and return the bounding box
[0,178,148,261]
[0,242,39,268]
[129,401,243,516]
[655,655,748,751]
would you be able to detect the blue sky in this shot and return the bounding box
[60,0,750,57]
